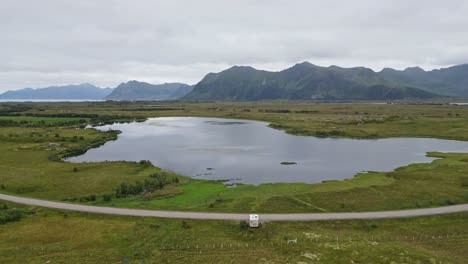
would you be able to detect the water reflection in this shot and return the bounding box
[67,117,468,184]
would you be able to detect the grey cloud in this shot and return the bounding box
[1,0,467,91]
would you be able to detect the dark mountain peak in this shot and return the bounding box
[224,65,257,73]
[403,66,426,73]
[328,65,342,69]
[290,61,318,69]
[106,81,192,101]
[296,61,316,67]
[380,67,398,73]
[282,62,320,75]
[116,80,152,88]
[125,80,145,84]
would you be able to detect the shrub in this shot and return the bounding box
[239,221,249,230]
[139,160,153,166]
[102,194,113,202]
[0,209,23,224]
[439,198,456,205]
[362,222,378,231]
[114,172,179,198]
[181,220,191,229]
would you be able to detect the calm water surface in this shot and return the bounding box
[68,117,468,184]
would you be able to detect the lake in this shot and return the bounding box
[67,117,468,184]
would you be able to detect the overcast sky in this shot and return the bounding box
[1,0,468,91]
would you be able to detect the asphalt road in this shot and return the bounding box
[1,193,467,221]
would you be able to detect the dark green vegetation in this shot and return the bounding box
[0,83,112,100]
[114,170,180,198]
[1,101,468,262]
[0,204,24,224]
[183,62,442,101]
[105,80,193,101]
[0,202,467,263]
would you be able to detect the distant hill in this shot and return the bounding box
[105,81,193,101]
[183,62,438,101]
[378,64,468,96]
[0,84,113,100]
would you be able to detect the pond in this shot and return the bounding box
[67,117,468,184]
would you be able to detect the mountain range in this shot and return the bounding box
[1,62,468,101]
[0,81,193,101]
[183,62,468,101]
[379,64,468,96]
[0,84,113,100]
[105,81,193,101]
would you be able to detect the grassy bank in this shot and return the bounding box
[0,202,467,263]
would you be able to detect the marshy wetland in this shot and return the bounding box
[1,101,468,263]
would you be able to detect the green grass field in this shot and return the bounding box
[0,203,467,263]
[1,101,468,262]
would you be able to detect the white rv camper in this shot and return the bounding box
[249,214,259,228]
